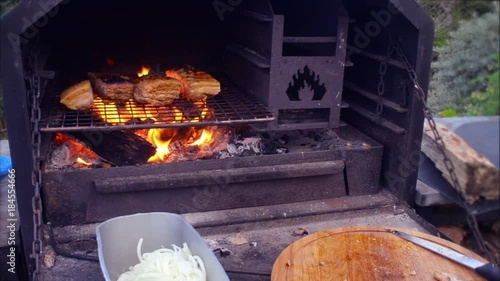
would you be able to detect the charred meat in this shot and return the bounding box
[165,67,220,101]
[133,76,182,106]
[60,80,94,110]
[89,73,134,102]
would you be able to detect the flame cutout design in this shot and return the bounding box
[286,65,327,101]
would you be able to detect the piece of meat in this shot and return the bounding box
[88,73,134,102]
[60,80,94,110]
[165,67,220,101]
[133,76,181,106]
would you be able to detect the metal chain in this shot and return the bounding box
[393,43,494,261]
[28,55,43,281]
[376,44,396,120]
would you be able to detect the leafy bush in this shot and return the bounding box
[464,67,499,116]
[429,4,500,114]
[418,0,495,48]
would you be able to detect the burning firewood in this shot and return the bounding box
[69,130,156,166]
[49,133,104,170]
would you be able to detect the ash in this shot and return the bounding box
[216,128,354,159]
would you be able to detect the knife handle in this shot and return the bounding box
[475,263,500,281]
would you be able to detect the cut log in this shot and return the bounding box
[421,122,499,203]
[69,130,156,166]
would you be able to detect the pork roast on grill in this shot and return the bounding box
[133,76,182,106]
[88,73,134,103]
[60,80,94,110]
[166,67,220,101]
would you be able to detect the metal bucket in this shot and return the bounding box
[96,212,229,281]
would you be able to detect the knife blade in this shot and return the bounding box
[388,229,500,281]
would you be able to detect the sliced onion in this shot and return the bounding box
[117,238,207,281]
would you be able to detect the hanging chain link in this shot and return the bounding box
[376,44,396,120]
[393,42,494,262]
[28,55,43,281]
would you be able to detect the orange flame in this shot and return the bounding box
[128,100,157,121]
[147,129,174,162]
[146,127,216,163]
[137,65,151,77]
[190,129,213,146]
[76,157,93,166]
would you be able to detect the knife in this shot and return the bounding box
[388,230,500,281]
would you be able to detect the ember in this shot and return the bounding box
[76,157,93,166]
[137,65,151,77]
[49,133,102,170]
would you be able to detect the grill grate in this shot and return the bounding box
[39,85,275,132]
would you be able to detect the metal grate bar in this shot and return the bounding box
[39,81,275,132]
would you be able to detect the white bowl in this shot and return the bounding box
[96,212,229,281]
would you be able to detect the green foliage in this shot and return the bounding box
[428,5,500,114]
[454,0,495,20]
[418,0,495,50]
[438,108,458,117]
[433,28,450,48]
[464,69,500,116]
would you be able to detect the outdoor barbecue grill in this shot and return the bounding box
[1,0,435,280]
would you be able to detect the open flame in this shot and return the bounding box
[76,157,93,166]
[190,129,213,147]
[146,127,217,163]
[137,65,151,77]
[147,129,174,162]
[88,65,219,164]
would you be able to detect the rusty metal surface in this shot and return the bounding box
[39,191,438,281]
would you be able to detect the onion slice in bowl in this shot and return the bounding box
[117,238,207,281]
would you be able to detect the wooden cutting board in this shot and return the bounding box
[272,226,487,281]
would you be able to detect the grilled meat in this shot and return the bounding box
[133,76,182,106]
[88,73,134,102]
[165,67,220,101]
[60,80,94,110]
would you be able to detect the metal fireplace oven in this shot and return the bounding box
[1,0,434,279]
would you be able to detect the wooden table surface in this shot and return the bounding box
[272,226,487,281]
